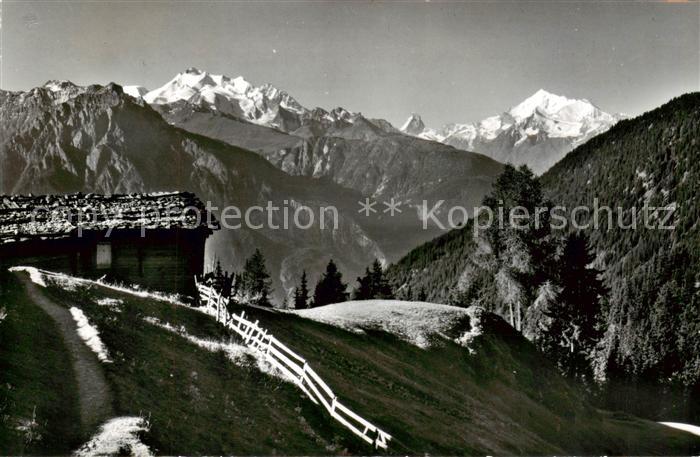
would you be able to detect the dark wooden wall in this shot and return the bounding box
[0,228,210,297]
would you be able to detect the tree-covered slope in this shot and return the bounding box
[541,93,700,396]
[386,93,700,421]
[386,222,477,303]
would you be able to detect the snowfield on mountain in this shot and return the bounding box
[122,85,148,99]
[144,67,308,131]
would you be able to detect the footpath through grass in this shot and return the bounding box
[0,270,82,454]
[37,276,362,455]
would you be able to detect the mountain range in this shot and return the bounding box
[0,75,504,303]
[0,69,637,305]
[131,68,506,253]
[0,81,392,302]
[400,89,624,174]
[130,68,622,178]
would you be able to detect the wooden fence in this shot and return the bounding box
[194,278,392,450]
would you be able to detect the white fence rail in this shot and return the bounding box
[194,279,392,450]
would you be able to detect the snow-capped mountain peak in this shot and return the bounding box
[509,89,574,120]
[507,89,608,128]
[400,113,426,135]
[401,89,623,174]
[399,114,445,141]
[143,68,392,135]
[143,68,312,131]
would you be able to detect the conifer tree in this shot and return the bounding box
[313,259,348,307]
[241,248,272,307]
[293,270,310,309]
[479,164,557,329]
[417,287,427,302]
[558,232,606,341]
[354,267,374,300]
[354,259,394,300]
[543,231,607,380]
[214,259,224,280]
[370,259,394,299]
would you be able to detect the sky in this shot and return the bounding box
[1,1,698,127]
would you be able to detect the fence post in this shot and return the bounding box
[237,311,245,332]
[244,324,253,344]
[193,284,392,451]
[256,329,267,351]
[217,292,223,322]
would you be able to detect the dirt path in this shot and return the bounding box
[18,275,113,435]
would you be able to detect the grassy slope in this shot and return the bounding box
[0,271,82,454]
[247,308,699,455]
[4,271,700,455]
[38,283,358,455]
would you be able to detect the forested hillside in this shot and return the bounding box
[541,93,700,406]
[387,93,700,420]
[387,223,477,303]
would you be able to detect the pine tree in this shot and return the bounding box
[558,231,606,344]
[370,259,394,299]
[213,259,232,294]
[544,231,607,380]
[215,259,224,280]
[354,259,394,300]
[477,164,557,328]
[226,272,242,313]
[313,259,348,307]
[241,248,272,307]
[293,270,310,309]
[354,267,373,300]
